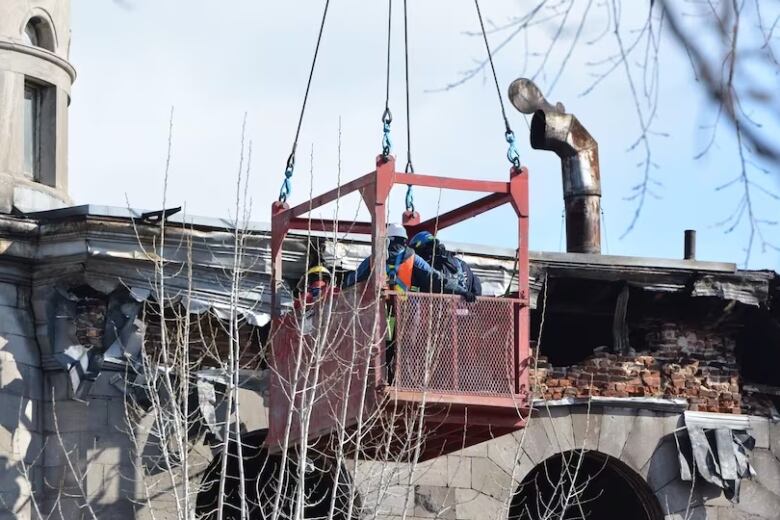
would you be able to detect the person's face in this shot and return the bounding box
[308,279,328,298]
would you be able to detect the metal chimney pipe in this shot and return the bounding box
[684,229,696,260]
[508,78,602,254]
[529,110,602,254]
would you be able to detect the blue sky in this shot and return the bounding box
[68,1,779,270]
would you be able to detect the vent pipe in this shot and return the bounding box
[508,79,602,254]
[684,229,696,260]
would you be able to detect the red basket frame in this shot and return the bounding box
[267,155,530,459]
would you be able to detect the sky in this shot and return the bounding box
[68,1,780,270]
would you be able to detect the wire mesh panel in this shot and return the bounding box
[393,294,517,395]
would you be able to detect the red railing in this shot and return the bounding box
[267,286,384,445]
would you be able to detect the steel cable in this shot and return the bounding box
[381,0,393,159]
[473,0,521,168]
[278,0,332,203]
[403,0,415,211]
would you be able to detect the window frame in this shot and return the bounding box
[23,83,42,181]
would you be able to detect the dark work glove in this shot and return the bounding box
[462,291,477,303]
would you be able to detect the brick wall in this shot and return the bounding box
[73,295,106,349]
[531,321,743,414]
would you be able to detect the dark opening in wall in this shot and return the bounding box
[509,450,664,520]
[196,430,360,519]
[530,278,620,365]
[738,308,780,387]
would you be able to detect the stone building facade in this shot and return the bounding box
[0,2,779,520]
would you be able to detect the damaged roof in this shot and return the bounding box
[8,204,777,318]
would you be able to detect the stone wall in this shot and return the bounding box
[355,407,780,520]
[0,279,41,520]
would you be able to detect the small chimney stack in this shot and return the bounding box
[684,229,696,260]
[508,79,602,254]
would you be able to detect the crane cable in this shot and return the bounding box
[473,0,521,169]
[402,0,415,212]
[381,0,393,159]
[278,0,332,203]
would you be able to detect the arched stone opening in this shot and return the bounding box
[509,450,664,520]
[196,430,360,519]
[22,15,56,52]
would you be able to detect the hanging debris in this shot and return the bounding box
[677,411,757,503]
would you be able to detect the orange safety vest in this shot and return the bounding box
[387,251,415,294]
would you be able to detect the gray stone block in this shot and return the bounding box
[656,478,724,516]
[733,479,780,518]
[0,460,26,494]
[84,463,103,498]
[770,420,780,460]
[414,485,456,519]
[43,399,108,433]
[41,465,83,495]
[43,373,71,402]
[0,307,35,338]
[0,392,36,432]
[515,417,552,465]
[103,463,136,501]
[750,448,780,499]
[470,457,513,501]
[0,285,17,309]
[0,334,40,367]
[458,440,488,457]
[0,357,24,394]
[93,499,137,518]
[485,432,520,476]
[535,406,574,453]
[84,432,133,468]
[38,497,88,520]
[106,398,131,434]
[13,429,42,464]
[655,478,705,515]
[412,457,449,487]
[0,360,44,401]
[446,454,471,488]
[42,432,83,468]
[598,407,637,458]
[15,286,30,312]
[86,374,124,399]
[749,416,771,450]
[366,485,415,517]
[0,490,32,518]
[715,504,767,520]
[571,404,602,451]
[453,489,506,520]
[621,409,668,472]
[645,437,683,491]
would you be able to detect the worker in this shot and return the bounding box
[408,230,482,297]
[343,224,477,301]
[294,265,338,310]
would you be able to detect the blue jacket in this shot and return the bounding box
[343,245,469,296]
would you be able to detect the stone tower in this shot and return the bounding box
[0,0,73,212]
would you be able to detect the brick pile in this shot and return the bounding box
[530,321,742,413]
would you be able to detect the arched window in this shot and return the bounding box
[22,17,55,52]
[510,450,664,520]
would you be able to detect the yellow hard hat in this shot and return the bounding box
[305,265,331,279]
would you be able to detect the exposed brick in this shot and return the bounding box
[530,321,745,413]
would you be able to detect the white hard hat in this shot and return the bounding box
[387,223,408,240]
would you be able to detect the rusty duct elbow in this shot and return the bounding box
[530,110,601,254]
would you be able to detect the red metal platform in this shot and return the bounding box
[265,156,530,461]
